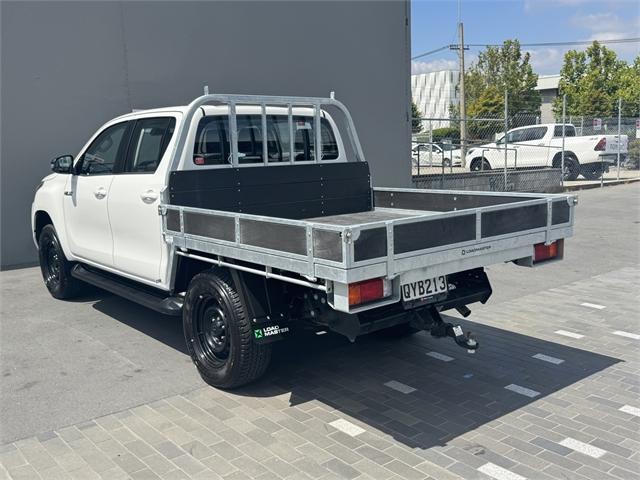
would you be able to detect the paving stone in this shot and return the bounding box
[130,468,162,480]
[125,439,157,459]
[154,441,185,460]
[6,464,42,480]
[321,459,360,480]
[142,454,176,476]
[199,455,237,477]
[112,452,147,474]
[170,454,206,476]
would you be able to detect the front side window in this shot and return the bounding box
[520,127,548,141]
[125,117,176,173]
[80,122,129,175]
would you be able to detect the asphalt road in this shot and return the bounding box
[1,183,638,445]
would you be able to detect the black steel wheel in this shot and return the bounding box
[38,224,83,299]
[183,270,272,389]
[581,163,604,180]
[562,155,580,181]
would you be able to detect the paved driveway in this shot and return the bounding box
[1,184,639,479]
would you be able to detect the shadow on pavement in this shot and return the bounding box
[91,294,620,451]
[236,315,621,450]
[91,294,188,354]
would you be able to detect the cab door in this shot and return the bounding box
[108,115,177,283]
[63,121,131,267]
[512,126,549,168]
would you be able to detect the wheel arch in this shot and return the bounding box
[174,255,288,323]
[552,151,578,167]
[34,210,53,242]
[470,156,489,170]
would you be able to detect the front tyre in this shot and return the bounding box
[183,270,272,389]
[470,158,491,172]
[562,155,580,181]
[38,224,84,299]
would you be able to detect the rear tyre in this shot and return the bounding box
[38,224,84,299]
[562,155,580,181]
[581,163,604,180]
[443,158,451,167]
[183,270,272,389]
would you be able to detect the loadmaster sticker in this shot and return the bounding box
[254,325,289,339]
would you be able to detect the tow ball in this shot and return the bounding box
[417,307,479,353]
[430,321,479,353]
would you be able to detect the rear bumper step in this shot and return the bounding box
[71,265,183,316]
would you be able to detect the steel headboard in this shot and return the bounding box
[163,93,367,202]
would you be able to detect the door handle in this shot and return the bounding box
[140,189,158,204]
[94,187,107,199]
[64,191,73,196]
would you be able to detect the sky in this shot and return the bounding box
[411,0,640,76]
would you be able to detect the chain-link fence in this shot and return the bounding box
[411,93,639,192]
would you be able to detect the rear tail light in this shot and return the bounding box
[348,278,392,306]
[533,240,561,263]
[594,138,606,151]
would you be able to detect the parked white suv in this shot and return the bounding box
[467,124,628,180]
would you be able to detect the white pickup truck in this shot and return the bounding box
[32,94,577,388]
[467,123,628,180]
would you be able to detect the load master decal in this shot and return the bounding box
[254,325,289,339]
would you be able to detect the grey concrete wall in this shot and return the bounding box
[1,0,411,269]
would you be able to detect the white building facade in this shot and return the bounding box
[411,70,459,128]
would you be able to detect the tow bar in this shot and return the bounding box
[415,307,479,353]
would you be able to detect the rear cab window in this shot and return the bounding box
[553,125,576,137]
[193,114,339,166]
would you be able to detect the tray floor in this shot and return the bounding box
[304,208,440,226]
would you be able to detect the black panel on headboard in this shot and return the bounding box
[168,162,372,220]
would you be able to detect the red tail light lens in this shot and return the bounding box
[348,278,392,306]
[534,241,560,263]
[594,138,606,151]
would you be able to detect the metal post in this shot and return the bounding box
[503,90,508,191]
[617,97,622,181]
[428,121,433,168]
[287,104,294,164]
[261,103,268,165]
[458,22,467,165]
[561,95,566,186]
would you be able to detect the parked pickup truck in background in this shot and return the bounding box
[33,94,577,388]
[412,143,462,167]
[467,123,628,180]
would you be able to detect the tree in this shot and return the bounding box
[411,101,423,133]
[617,56,640,117]
[553,41,634,117]
[453,40,541,139]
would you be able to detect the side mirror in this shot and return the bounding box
[51,155,74,174]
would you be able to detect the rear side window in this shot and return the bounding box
[193,115,339,165]
[553,125,576,137]
[124,117,176,173]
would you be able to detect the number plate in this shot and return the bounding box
[401,275,448,302]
